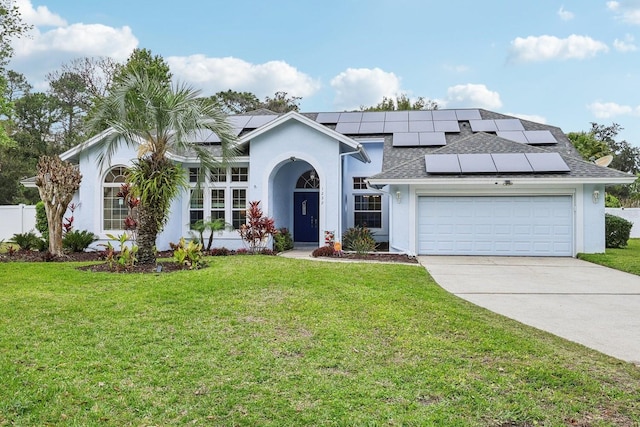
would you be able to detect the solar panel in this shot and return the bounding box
[433,120,460,132]
[316,112,341,123]
[338,112,363,123]
[385,111,409,122]
[425,154,461,174]
[455,109,482,120]
[432,110,457,121]
[458,154,497,173]
[227,116,252,128]
[409,110,433,121]
[524,130,557,144]
[361,111,385,122]
[383,121,409,133]
[469,120,498,132]
[497,131,528,144]
[358,121,385,134]
[525,153,570,172]
[409,120,435,132]
[246,115,278,128]
[491,153,533,173]
[419,132,446,146]
[335,122,361,134]
[495,119,524,131]
[392,132,420,146]
[187,129,220,143]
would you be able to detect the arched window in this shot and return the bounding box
[103,166,128,230]
[295,169,319,189]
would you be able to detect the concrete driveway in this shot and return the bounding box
[418,256,640,363]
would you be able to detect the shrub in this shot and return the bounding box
[273,227,294,253]
[10,231,44,251]
[342,226,377,254]
[102,233,138,271]
[172,237,204,269]
[312,245,335,257]
[605,214,633,248]
[209,247,230,256]
[238,201,276,253]
[63,230,98,253]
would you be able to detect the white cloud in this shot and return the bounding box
[607,1,640,25]
[167,55,320,98]
[16,0,67,26]
[557,6,574,21]
[507,113,547,124]
[613,34,638,52]
[509,35,609,62]
[330,68,401,110]
[9,1,138,90]
[587,101,640,118]
[440,84,502,110]
[14,24,137,60]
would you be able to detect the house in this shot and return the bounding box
[58,108,635,256]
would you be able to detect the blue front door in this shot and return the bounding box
[294,192,319,243]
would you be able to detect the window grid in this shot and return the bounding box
[189,188,204,227]
[232,189,247,229]
[354,195,382,228]
[103,166,128,230]
[231,167,248,182]
[209,167,227,182]
[353,177,368,190]
[210,189,225,221]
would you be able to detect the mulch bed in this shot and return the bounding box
[0,248,418,274]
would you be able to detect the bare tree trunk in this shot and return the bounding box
[35,156,81,257]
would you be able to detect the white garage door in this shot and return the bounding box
[418,196,573,256]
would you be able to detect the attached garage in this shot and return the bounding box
[417,195,573,256]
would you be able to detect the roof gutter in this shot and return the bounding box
[367,175,637,187]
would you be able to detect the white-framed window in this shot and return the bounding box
[188,166,248,229]
[232,189,247,229]
[354,194,382,228]
[189,188,204,225]
[103,166,128,230]
[353,177,368,190]
[210,189,225,221]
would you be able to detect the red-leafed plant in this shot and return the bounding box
[62,203,77,234]
[238,201,276,254]
[117,183,140,242]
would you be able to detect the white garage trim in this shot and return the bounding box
[418,195,573,256]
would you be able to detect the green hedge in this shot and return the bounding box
[605,213,633,248]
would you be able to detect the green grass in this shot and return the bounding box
[579,238,640,276]
[1,257,639,426]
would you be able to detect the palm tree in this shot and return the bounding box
[89,71,237,265]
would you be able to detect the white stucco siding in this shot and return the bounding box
[73,137,184,251]
[343,141,388,241]
[581,183,606,253]
[250,120,343,244]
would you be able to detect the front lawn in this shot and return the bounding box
[1,257,639,426]
[579,238,640,276]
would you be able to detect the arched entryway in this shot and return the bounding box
[293,169,319,243]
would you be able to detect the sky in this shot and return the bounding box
[9,0,640,145]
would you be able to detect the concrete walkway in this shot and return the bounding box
[419,256,640,363]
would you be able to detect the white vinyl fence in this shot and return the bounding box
[606,208,640,238]
[0,205,37,241]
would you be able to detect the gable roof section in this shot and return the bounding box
[367,131,635,186]
[236,111,371,163]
